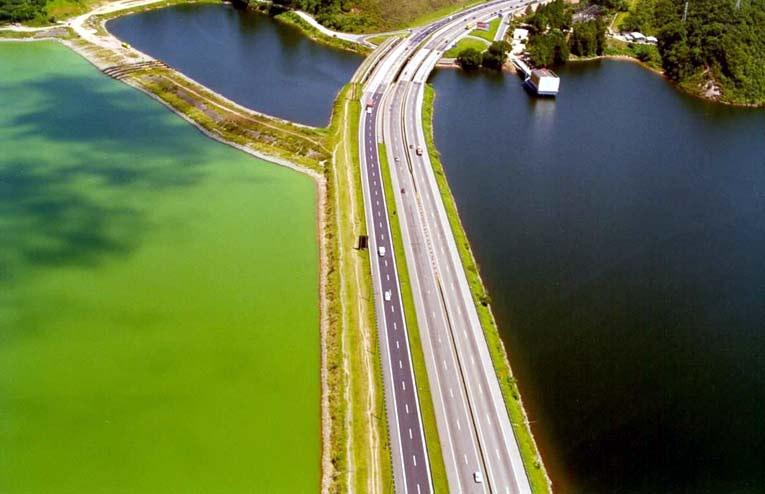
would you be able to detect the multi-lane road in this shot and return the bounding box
[359,2,535,493]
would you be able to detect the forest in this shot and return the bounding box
[652,0,765,104]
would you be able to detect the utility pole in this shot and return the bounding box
[682,0,689,22]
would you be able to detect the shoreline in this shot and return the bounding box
[569,54,765,109]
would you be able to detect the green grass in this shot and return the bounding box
[275,11,371,55]
[367,33,399,45]
[377,143,449,494]
[469,16,501,42]
[603,38,662,70]
[44,0,102,21]
[325,83,393,493]
[403,0,486,29]
[443,36,489,58]
[421,84,552,493]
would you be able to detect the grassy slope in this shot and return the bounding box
[422,85,552,493]
[326,83,393,493]
[443,36,489,58]
[469,16,500,42]
[316,0,488,33]
[377,143,449,494]
[275,11,370,55]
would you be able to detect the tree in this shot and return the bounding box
[457,48,483,70]
[481,40,510,70]
[529,29,569,66]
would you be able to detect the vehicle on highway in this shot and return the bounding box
[378,246,386,257]
[366,101,374,114]
[416,147,423,156]
[384,290,392,301]
[473,471,484,484]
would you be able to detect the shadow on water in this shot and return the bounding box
[0,73,214,284]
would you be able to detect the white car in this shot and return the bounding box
[473,471,484,484]
[384,290,392,301]
[378,246,386,257]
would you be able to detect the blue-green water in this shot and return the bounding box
[1,41,320,493]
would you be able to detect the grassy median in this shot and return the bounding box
[422,84,552,493]
[377,143,449,493]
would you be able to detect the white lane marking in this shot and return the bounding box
[412,455,417,467]
[486,413,492,425]
[457,306,461,315]
[431,311,436,318]
[399,360,402,369]
[393,322,397,330]
[449,387,454,398]
[405,403,409,414]
[457,419,461,431]
[386,274,390,281]
[463,454,468,465]
[379,222,382,228]
[409,428,413,440]
[376,200,379,206]
[395,340,399,349]
[442,359,447,370]
[402,380,406,391]
[471,355,475,366]
[478,383,483,394]
[381,233,385,240]
[417,485,421,494]
[384,260,388,267]
[390,305,394,313]
[496,448,501,461]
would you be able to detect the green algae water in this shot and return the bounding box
[0,42,319,493]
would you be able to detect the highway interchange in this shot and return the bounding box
[359,1,535,493]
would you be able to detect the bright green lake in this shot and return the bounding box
[0,42,319,493]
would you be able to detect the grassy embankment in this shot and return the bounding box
[401,0,485,29]
[325,82,393,493]
[367,33,401,46]
[421,85,552,493]
[275,11,370,55]
[377,142,449,494]
[469,16,500,42]
[443,36,488,58]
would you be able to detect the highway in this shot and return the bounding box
[359,2,535,493]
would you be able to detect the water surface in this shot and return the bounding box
[430,61,765,493]
[0,41,319,493]
[108,4,361,127]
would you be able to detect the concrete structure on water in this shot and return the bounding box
[526,68,560,96]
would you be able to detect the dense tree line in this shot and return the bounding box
[0,0,45,22]
[653,0,765,103]
[271,0,375,31]
[569,19,606,56]
[525,0,570,66]
[456,41,510,70]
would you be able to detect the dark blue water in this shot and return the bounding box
[108,4,361,127]
[429,61,765,493]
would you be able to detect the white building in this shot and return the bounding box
[631,31,647,42]
[513,28,529,42]
[526,68,560,96]
[646,35,658,44]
